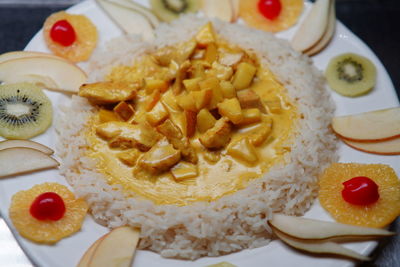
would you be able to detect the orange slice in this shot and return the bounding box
[43,11,98,62]
[9,182,88,244]
[239,0,303,32]
[319,163,400,228]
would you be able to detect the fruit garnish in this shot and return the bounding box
[202,0,234,22]
[30,192,66,221]
[50,19,76,46]
[43,11,97,62]
[9,183,88,244]
[343,137,400,156]
[325,53,376,97]
[0,139,54,155]
[342,176,379,206]
[239,0,303,32]
[319,163,400,228]
[150,0,201,22]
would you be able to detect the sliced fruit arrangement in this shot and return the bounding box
[325,53,376,97]
[0,139,54,155]
[291,0,335,55]
[77,226,140,267]
[269,214,394,261]
[0,83,53,139]
[9,182,88,244]
[239,0,303,32]
[0,51,87,93]
[202,0,235,22]
[319,163,400,228]
[150,0,201,22]
[206,262,237,267]
[43,11,98,62]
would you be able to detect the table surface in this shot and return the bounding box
[0,0,399,266]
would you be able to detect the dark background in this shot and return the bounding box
[0,0,399,266]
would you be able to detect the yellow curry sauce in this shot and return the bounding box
[81,23,297,206]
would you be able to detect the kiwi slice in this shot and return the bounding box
[325,53,376,97]
[150,0,201,22]
[0,83,53,139]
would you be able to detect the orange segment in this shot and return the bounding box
[9,182,88,244]
[319,163,400,228]
[239,0,303,32]
[43,11,98,62]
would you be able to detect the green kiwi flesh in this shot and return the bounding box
[150,0,201,22]
[325,53,376,97]
[0,83,53,139]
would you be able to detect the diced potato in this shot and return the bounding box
[236,89,265,112]
[204,43,218,64]
[145,90,161,112]
[203,150,221,164]
[161,89,180,111]
[116,149,140,166]
[199,117,232,149]
[139,140,181,174]
[248,117,273,146]
[113,101,135,121]
[193,89,213,110]
[197,108,217,133]
[172,60,191,95]
[177,93,197,111]
[185,110,197,137]
[217,98,243,124]
[232,62,257,90]
[79,81,137,104]
[195,22,216,47]
[200,77,224,109]
[145,79,169,94]
[227,137,258,164]
[208,62,233,81]
[219,81,236,99]
[265,96,282,113]
[170,161,198,181]
[98,109,120,123]
[240,108,261,125]
[146,101,169,126]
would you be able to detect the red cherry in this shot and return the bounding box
[50,20,76,46]
[342,176,379,206]
[258,0,282,20]
[30,192,66,221]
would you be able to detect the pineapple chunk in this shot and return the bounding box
[139,140,181,174]
[176,39,197,63]
[161,89,180,111]
[220,81,236,98]
[113,101,135,121]
[248,117,273,146]
[185,110,197,138]
[265,96,282,113]
[204,43,218,64]
[240,108,261,125]
[183,77,202,91]
[236,89,265,112]
[227,137,258,164]
[145,89,161,112]
[199,117,232,149]
[189,60,207,79]
[193,89,213,110]
[146,101,169,126]
[199,77,224,109]
[177,92,197,111]
[79,81,137,104]
[195,22,216,47]
[116,149,140,166]
[98,109,120,123]
[171,161,198,181]
[145,79,169,94]
[172,60,191,95]
[232,62,257,90]
[217,98,243,124]
[208,62,233,81]
[197,109,217,133]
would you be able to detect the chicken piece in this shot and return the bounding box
[203,150,221,164]
[219,51,243,66]
[207,62,233,81]
[96,121,161,151]
[139,139,181,174]
[217,98,243,124]
[145,90,161,112]
[219,81,236,99]
[98,109,120,123]
[195,22,216,47]
[154,39,197,66]
[113,101,135,121]
[145,79,169,94]
[199,77,224,109]
[79,81,137,104]
[239,108,261,125]
[116,148,140,166]
[199,117,232,149]
[192,89,213,111]
[170,161,198,181]
[172,60,191,95]
[232,62,257,90]
[248,117,273,146]
[146,101,169,126]
[197,108,217,133]
[156,119,198,163]
[236,89,266,113]
[183,77,202,91]
[227,137,258,164]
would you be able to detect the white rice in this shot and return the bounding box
[56,15,338,259]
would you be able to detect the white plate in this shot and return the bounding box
[0,0,399,266]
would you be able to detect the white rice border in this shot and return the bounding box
[56,15,338,260]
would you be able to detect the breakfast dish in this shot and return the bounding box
[0,0,399,267]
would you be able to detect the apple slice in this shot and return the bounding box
[274,229,370,261]
[0,56,87,93]
[332,107,400,142]
[291,0,331,52]
[0,140,54,155]
[343,137,400,155]
[96,0,154,41]
[203,0,234,22]
[0,147,59,178]
[77,235,107,267]
[231,0,240,22]
[88,226,140,267]
[0,51,63,64]
[269,214,394,240]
